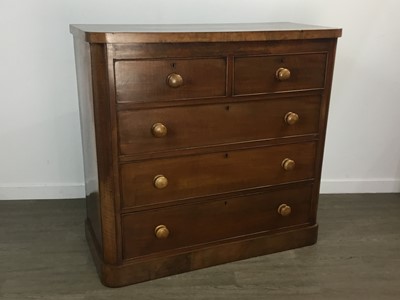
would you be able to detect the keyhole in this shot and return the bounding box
[171,63,176,68]
[224,153,229,158]
[225,105,230,111]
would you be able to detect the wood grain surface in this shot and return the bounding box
[117,96,321,156]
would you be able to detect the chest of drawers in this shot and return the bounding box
[70,23,341,287]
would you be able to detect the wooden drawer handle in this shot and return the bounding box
[151,123,168,137]
[167,73,183,88]
[275,67,291,81]
[282,158,295,171]
[284,112,299,125]
[277,204,292,216]
[153,175,168,189]
[155,225,170,239]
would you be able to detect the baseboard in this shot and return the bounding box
[320,178,400,194]
[0,179,399,200]
[0,183,85,200]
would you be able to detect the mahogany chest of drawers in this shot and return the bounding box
[70,23,341,287]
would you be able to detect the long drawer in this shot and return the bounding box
[234,53,327,95]
[120,141,316,208]
[118,96,320,156]
[122,184,313,259]
[115,58,227,103]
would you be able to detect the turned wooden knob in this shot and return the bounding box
[284,112,299,125]
[153,175,168,189]
[278,204,292,216]
[276,67,291,81]
[151,123,168,137]
[167,73,183,88]
[282,158,295,171]
[155,225,170,239]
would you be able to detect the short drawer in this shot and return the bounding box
[234,53,327,95]
[122,184,313,259]
[118,96,320,156]
[120,142,316,208]
[115,58,227,103]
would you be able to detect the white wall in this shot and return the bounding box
[0,0,399,199]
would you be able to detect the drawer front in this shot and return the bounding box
[122,184,313,259]
[234,53,327,95]
[118,96,320,155]
[120,142,316,208]
[115,58,227,103]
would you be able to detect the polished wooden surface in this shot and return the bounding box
[118,96,321,156]
[115,58,227,103]
[71,23,340,286]
[122,185,313,259]
[70,23,342,43]
[234,53,327,95]
[72,37,103,250]
[120,142,316,208]
[72,38,119,265]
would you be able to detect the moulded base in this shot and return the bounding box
[85,221,318,287]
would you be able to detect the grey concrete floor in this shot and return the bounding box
[0,194,399,299]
